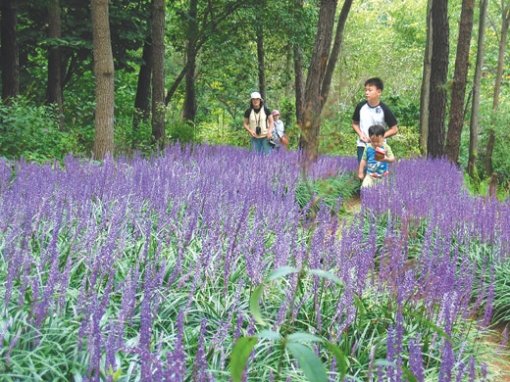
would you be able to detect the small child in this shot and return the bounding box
[358,124,395,188]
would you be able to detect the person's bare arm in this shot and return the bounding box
[244,118,255,137]
[358,159,367,180]
[384,124,398,138]
[353,121,370,143]
[267,115,274,139]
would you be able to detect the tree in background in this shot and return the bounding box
[485,0,510,175]
[468,0,489,177]
[427,0,449,158]
[445,0,474,163]
[183,0,198,123]
[91,0,115,159]
[47,0,65,129]
[1,0,20,101]
[300,0,352,162]
[151,0,166,144]
[419,0,433,154]
[133,37,152,133]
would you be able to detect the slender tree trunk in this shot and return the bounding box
[1,0,20,101]
[419,0,433,154]
[485,3,510,175]
[91,0,115,160]
[468,0,488,177]
[445,0,474,163]
[320,0,353,107]
[293,0,305,126]
[151,0,166,144]
[133,37,152,133]
[182,0,198,122]
[427,0,449,158]
[256,23,266,100]
[300,0,337,162]
[47,0,65,129]
[165,66,187,106]
[294,44,305,126]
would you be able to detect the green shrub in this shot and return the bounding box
[0,97,79,161]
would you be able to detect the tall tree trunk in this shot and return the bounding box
[485,2,510,175]
[1,0,19,101]
[468,0,488,177]
[445,0,474,163]
[133,37,152,133]
[256,23,266,100]
[293,0,305,126]
[293,44,305,126]
[151,0,166,144]
[91,0,115,160]
[182,0,198,122]
[427,0,449,158]
[419,0,433,154]
[300,0,351,162]
[320,0,353,106]
[47,0,64,129]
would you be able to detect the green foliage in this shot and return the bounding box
[0,98,79,161]
[295,172,360,213]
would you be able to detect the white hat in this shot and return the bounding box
[250,91,263,101]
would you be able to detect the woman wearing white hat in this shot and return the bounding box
[243,91,274,154]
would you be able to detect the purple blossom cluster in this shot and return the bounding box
[0,148,503,381]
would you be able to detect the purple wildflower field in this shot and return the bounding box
[0,144,509,381]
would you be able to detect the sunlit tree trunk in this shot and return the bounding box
[427,0,449,158]
[91,0,115,160]
[445,0,474,163]
[485,1,510,175]
[467,0,488,177]
[183,0,198,122]
[1,0,19,102]
[151,0,166,144]
[47,0,64,129]
[419,0,433,154]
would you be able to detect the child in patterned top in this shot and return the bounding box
[358,124,395,188]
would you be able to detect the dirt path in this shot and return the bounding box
[482,325,510,381]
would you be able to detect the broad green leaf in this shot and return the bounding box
[268,266,299,281]
[230,336,258,382]
[249,284,266,326]
[323,341,349,379]
[286,342,328,382]
[257,329,282,341]
[309,269,343,285]
[287,332,323,344]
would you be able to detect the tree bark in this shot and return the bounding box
[151,0,166,144]
[300,0,352,162]
[419,0,433,154]
[427,0,449,158]
[320,0,353,107]
[133,37,152,133]
[47,0,65,129]
[468,0,488,177]
[293,0,305,126]
[293,43,305,126]
[485,2,510,175]
[445,0,474,163]
[256,23,266,100]
[91,0,115,160]
[182,0,198,122]
[1,0,20,101]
